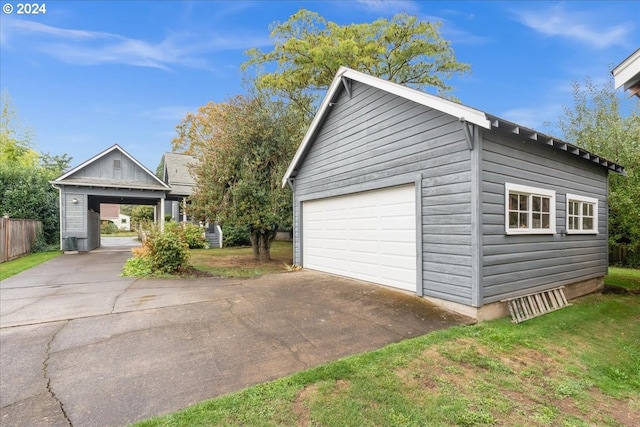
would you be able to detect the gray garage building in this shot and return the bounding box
[51,145,172,252]
[283,67,625,321]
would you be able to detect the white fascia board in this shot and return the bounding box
[282,67,349,188]
[612,49,640,90]
[341,68,490,129]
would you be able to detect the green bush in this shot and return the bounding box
[182,223,208,249]
[122,255,153,277]
[149,230,190,274]
[31,229,53,253]
[101,221,119,234]
[222,224,251,247]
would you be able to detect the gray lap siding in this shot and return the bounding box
[480,133,608,303]
[292,81,474,305]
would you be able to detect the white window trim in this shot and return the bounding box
[566,193,599,234]
[505,183,556,235]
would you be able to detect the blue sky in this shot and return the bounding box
[1,0,638,171]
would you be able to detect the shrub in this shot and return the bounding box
[149,230,190,274]
[182,223,208,249]
[122,231,189,276]
[31,229,53,253]
[122,255,153,277]
[223,224,251,247]
[101,221,118,234]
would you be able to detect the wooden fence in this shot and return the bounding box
[0,218,42,263]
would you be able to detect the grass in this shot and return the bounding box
[606,267,640,291]
[190,240,293,277]
[0,251,62,281]
[134,270,640,427]
[101,231,138,237]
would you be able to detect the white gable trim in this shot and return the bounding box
[53,144,170,189]
[612,48,640,91]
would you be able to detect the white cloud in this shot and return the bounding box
[2,19,270,70]
[513,4,633,49]
[356,0,420,14]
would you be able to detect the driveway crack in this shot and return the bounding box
[43,320,72,426]
[111,279,136,314]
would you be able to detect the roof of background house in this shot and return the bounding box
[612,48,640,98]
[163,152,198,196]
[283,67,626,187]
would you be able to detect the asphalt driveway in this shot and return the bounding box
[1,238,471,426]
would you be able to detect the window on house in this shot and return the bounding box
[505,183,556,235]
[114,159,121,170]
[566,194,598,234]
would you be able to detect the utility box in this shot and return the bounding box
[63,236,78,251]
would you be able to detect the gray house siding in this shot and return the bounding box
[71,150,159,185]
[292,81,475,305]
[480,132,608,303]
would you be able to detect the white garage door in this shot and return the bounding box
[302,185,416,292]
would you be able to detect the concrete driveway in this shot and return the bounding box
[1,238,471,427]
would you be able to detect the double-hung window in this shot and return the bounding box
[566,194,598,234]
[505,183,556,235]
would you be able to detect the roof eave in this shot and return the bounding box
[487,115,626,175]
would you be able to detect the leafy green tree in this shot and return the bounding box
[130,205,154,231]
[0,91,72,246]
[1,90,39,168]
[173,96,303,261]
[243,9,470,116]
[0,165,60,244]
[554,77,640,267]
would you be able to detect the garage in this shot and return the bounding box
[302,185,417,292]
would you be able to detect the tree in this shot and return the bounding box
[554,77,640,267]
[243,9,470,117]
[1,90,39,168]
[0,91,72,246]
[172,96,303,261]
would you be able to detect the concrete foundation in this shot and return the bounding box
[424,276,605,322]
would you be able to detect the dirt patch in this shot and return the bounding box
[292,384,318,427]
[292,380,351,426]
[395,340,638,426]
[603,284,640,295]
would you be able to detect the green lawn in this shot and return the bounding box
[0,251,62,281]
[135,270,640,427]
[605,267,640,291]
[190,241,294,277]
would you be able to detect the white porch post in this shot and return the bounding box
[182,197,187,222]
[159,197,165,232]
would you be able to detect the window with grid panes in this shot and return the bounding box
[505,183,556,234]
[566,194,598,234]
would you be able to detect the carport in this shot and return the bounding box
[50,144,171,252]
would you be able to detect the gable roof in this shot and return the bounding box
[163,152,198,196]
[282,67,625,187]
[52,144,171,190]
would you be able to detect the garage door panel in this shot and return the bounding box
[303,185,417,292]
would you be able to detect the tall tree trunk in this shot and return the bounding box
[259,233,271,262]
[250,232,259,261]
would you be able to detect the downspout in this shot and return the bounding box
[51,183,63,250]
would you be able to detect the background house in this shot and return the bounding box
[100,203,131,231]
[283,67,625,321]
[612,48,640,98]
